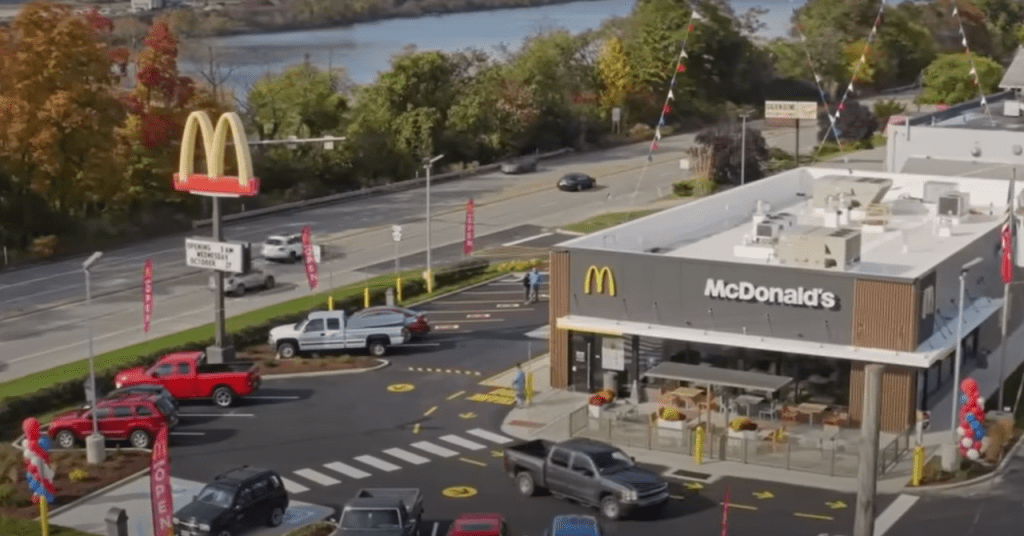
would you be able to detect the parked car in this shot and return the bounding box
[556,173,596,192]
[350,306,430,339]
[269,310,410,358]
[339,488,423,536]
[261,234,303,262]
[105,384,179,411]
[500,156,538,174]
[114,351,261,408]
[220,269,276,296]
[543,515,602,536]
[503,438,669,520]
[446,513,507,536]
[173,465,289,536]
[49,392,176,449]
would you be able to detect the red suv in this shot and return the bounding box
[49,392,178,450]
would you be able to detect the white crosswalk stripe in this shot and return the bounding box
[354,455,402,472]
[465,428,514,444]
[383,448,430,465]
[324,462,371,479]
[278,476,310,494]
[294,469,340,486]
[410,441,459,458]
[440,434,486,450]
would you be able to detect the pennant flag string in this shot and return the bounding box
[813,0,886,160]
[630,7,704,201]
[793,6,843,154]
[952,3,995,125]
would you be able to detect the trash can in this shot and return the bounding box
[105,507,128,536]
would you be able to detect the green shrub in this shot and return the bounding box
[873,99,907,131]
[691,177,717,196]
[672,181,693,197]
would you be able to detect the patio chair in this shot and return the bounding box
[780,405,800,424]
[758,400,780,420]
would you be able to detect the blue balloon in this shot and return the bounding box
[960,394,968,404]
[37,436,50,451]
[966,413,976,422]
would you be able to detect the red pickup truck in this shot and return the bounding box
[114,352,261,407]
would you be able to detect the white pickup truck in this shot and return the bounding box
[269,310,410,358]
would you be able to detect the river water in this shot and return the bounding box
[180,0,797,97]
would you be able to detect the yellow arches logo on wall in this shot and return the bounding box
[583,266,616,296]
[174,111,260,197]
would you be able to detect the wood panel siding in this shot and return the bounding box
[549,249,571,388]
[852,279,918,352]
[848,363,916,432]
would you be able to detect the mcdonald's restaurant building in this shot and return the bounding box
[546,166,1022,433]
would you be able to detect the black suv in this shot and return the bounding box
[174,466,289,536]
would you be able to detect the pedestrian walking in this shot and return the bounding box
[512,363,526,407]
[527,267,541,304]
[522,272,531,303]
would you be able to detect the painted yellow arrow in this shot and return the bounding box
[826,500,847,509]
[752,491,774,500]
[491,450,503,458]
[685,482,704,491]
[459,412,477,419]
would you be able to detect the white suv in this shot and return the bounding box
[262,234,303,262]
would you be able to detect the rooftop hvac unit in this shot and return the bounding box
[752,213,795,244]
[938,192,971,218]
[776,226,861,271]
[812,177,893,210]
[1005,100,1022,117]
[923,181,959,204]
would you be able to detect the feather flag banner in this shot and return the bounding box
[952,2,995,121]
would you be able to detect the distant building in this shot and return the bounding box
[131,0,166,12]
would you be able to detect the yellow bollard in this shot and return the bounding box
[39,498,49,536]
[396,277,403,302]
[363,287,370,308]
[526,372,534,405]
[328,295,334,311]
[424,269,434,294]
[912,445,925,486]
[694,425,705,465]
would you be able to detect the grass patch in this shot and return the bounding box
[0,518,97,536]
[0,261,537,401]
[562,209,661,234]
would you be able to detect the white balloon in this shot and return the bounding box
[957,426,965,437]
[961,437,973,448]
[967,449,980,461]
[977,396,985,406]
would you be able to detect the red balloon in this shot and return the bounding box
[21,417,39,441]
[963,426,975,438]
[973,408,985,421]
[961,378,978,394]
[973,440,982,450]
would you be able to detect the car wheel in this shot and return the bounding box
[264,276,275,290]
[516,472,536,496]
[576,184,582,192]
[368,339,387,357]
[129,429,151,449]
[212,386,235,408]
[267,505,285,527]
[601,496,622,520]
[55,430,76,449]
[290,251,300,263]
[277,341,298,359]
[234,285,245,296]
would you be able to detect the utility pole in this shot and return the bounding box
[853,363,882,536]
[82,251,105,464]
[208,198,233,364]
[423,154,444,293]
[943,256,984,470]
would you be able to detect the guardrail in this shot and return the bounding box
[192,148,574,229]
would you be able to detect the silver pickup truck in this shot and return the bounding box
[268,310,409,358]
[339,488,423,536]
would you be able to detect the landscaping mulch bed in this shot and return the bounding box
[237,345,382,375]
[0,444,150,520]
[918,428,1024,486]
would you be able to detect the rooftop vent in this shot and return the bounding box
[1004,100,1021,117]
[923,181,958,204]
[938,192,971,218]
[812,177,893,210]
[751,212,796,244]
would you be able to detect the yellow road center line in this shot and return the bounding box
[794,513,834,521]
[722,503,758,511]
[447,391,466,400]
[412,423,420,434]
[424,406,438,416]
[459,457,486,467]
[670,495,686,500]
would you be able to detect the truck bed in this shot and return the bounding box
[347,313,407,330]
[505,439,553,459]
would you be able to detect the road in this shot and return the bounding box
[0,121,822,382]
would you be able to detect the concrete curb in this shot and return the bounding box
[907,430,1024,493]
[261,358,390,380]
[43,466,152,519]
[192,149,574,228]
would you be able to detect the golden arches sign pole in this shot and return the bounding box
[174,111,260,363]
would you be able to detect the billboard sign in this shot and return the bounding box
[764,101,818,121]
[174,111,260,197]
[185,238,247,273]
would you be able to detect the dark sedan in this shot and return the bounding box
[557,173,596,192]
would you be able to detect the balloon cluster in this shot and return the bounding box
[22,417,56,504]
[956,378,988,461]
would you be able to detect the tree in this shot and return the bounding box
[873,4,936,88]
[246,63,348,140]
[447,63,540,159]
[816,100,877,142]
[694,124,769,185]
[596,36,634,116]
[790,0,883,94]
[918,53,1004,105]
[843,39,881,87]
[0,2,125,218]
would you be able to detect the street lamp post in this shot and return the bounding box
[423,154,444,293]
[945,256,984,470]
[82,251,106,464]
[739,111,754,186]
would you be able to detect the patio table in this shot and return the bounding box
[796,402,830,426]
[734,395,764,417]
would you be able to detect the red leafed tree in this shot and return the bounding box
[79,8,130,79]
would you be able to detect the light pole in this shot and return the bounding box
[423,154,444,293]
[945,256,984,470]
[82,251,106,464]
[739,111,753,186]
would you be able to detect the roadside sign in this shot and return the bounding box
[764,101,818,120]
[185,238,248,273]
[392,225,402,242]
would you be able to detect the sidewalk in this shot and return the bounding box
[499,354,924,494]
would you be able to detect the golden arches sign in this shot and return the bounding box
[583,265,616,296]
[173,111,259,197]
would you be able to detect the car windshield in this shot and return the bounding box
[196,484,234,508]
[590,450,634,473]
[266,239,283,246]
[342,509,401,529]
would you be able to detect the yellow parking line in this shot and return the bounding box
[459,457,487,467]
[412,423,420,434]
[794,513,834,521]
[722,503,758,511]
[424,406,438,416]
[447,391,466,400]
[670,495,686,501]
